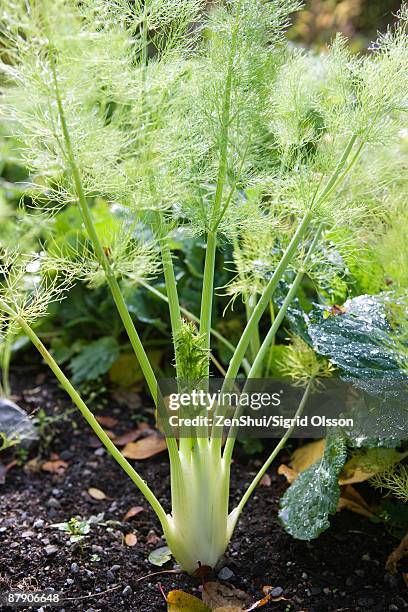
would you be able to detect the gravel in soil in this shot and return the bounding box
[0,369,407,612]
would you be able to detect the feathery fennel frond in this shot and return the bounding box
[277,335,335,387]
[0,249,73,334]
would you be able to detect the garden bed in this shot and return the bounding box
[0,368,406,612]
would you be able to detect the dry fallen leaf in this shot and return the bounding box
[95,415,118,428]
[42,459,69,475]
[277,464,297,484]
[278,440,325,484]
[122,435,167,460]
[290,439,326,473]
[386,532,408,574]
[259,473,271,487]
[111,427,148,446]
[123,506,144,521]
[125,533,138,547]
[202,582,250,609]
[167,590,211,611]
[87,487,107,500]
[337,485,374,518]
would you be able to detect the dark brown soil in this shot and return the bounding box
[0,368,406,612]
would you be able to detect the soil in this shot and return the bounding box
[0,366,407,612]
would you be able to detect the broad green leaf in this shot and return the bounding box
[70,336,120,384]
[308,294,408,445]
[308,294,406,383]
[148,545,172,567]
[279,434,347,540]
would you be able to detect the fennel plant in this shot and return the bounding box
[0,0,407,573]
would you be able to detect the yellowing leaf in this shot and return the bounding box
[290,439,326,473]
[277,464,297,484]
[337,485,374,518]
[87,487,107,500]
[122,435,167,460]
[125,533,138,547]
[339,449,408,485]
[166,590,211,611]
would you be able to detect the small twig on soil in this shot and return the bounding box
[60,569,184,602]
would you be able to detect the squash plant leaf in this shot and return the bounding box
[279,434,347,540]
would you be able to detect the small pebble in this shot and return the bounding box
[33,519,44,529]
[346,576,354,586]
[357,598,374,607]
[354,569,365,577]
[110,565,121,573]
[106,570,116,582]
[122,586,132,597]
[389,605,399,611]
[60,450,74,460]
[46,497,61,509]
[218,567,234,581]
[270,587,283,597]
[70,563,79,574]
[84,569,94,578]
[323,588,330,595]
[45,545,58,556]
[301,572,308,580]
[65,578,74,586]
[94,448,105,456]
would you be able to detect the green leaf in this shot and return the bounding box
[308,294,406,383]
[70,337,120,384]
[148,545,172,567]
[279,434,347,540]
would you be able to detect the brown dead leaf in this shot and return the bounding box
[260,473,271,487]
[245,585,287,611]
[95,415,118,428]
[125,533,138,547]
[202,582,251,609]
[123,506,144,521]
[337,485,374,519]
[87,487,107,501]
[386,532,408,574]
[167,590,211,611]
[111,426,149,446]
[42,459,68,475]
[122,435,167,460]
